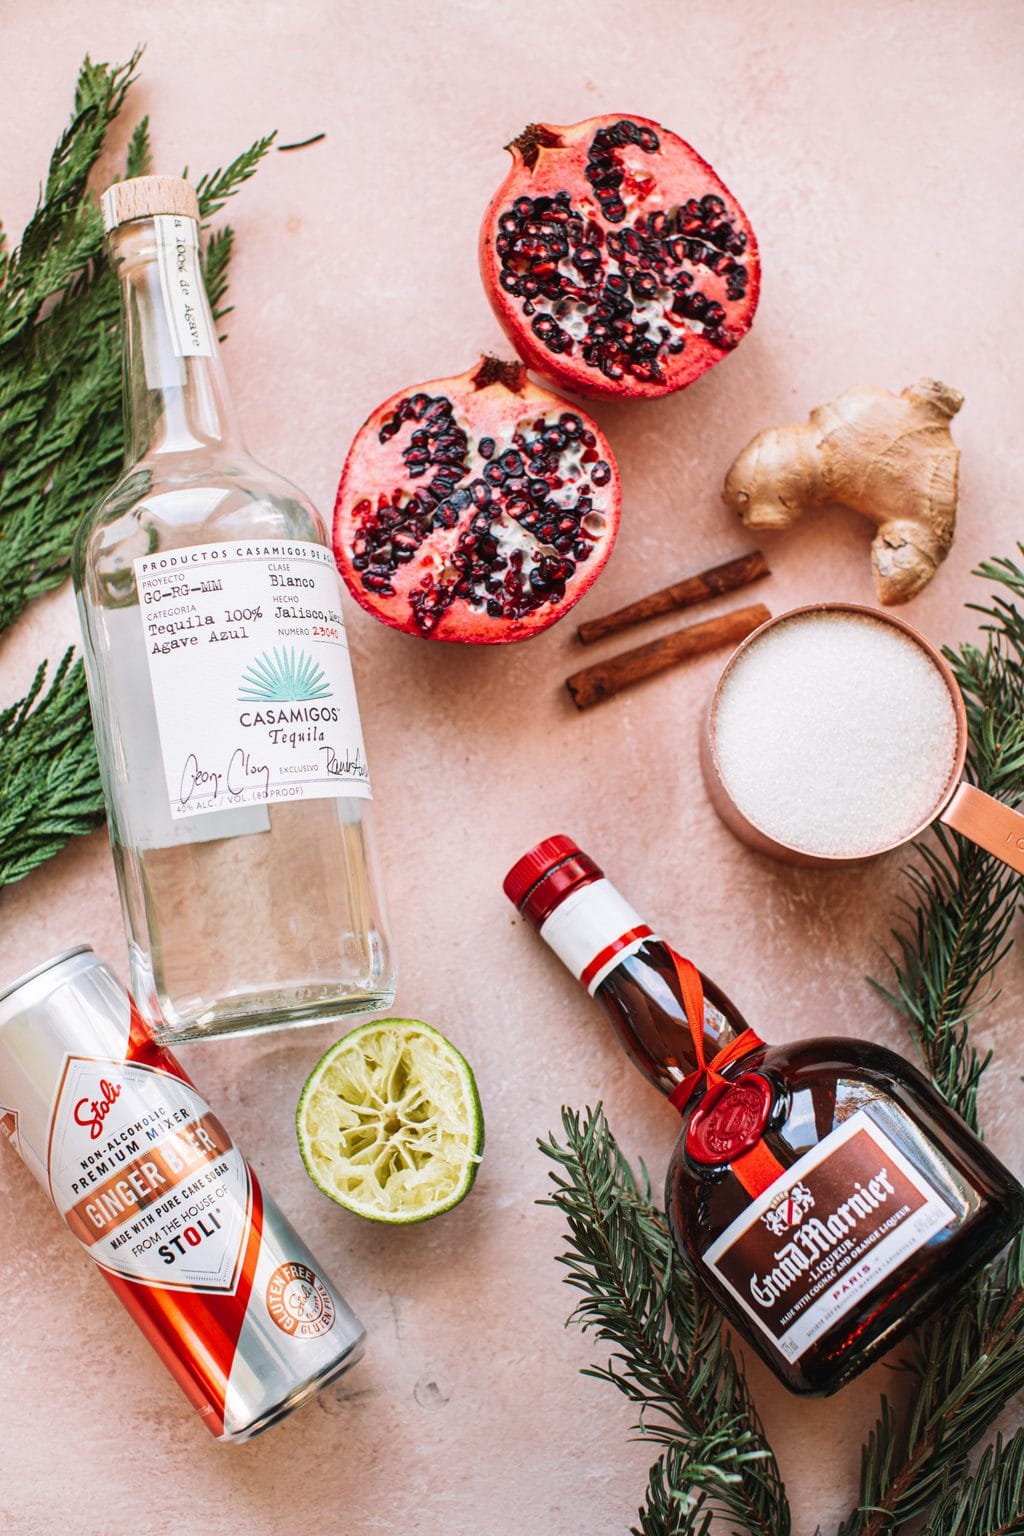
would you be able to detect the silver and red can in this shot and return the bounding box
[0,945,365,1441]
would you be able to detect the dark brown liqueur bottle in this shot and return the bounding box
[504,836,1024,1396]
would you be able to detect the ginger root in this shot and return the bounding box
[722,379,963,604]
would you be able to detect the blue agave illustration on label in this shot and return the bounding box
[238,647,333,703]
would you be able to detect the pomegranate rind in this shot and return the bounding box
[332,358,621,644]
[479,114,761,401]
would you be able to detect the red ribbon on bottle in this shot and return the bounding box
[666,950,786,1198]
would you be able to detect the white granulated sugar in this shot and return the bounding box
[713,611,959,858]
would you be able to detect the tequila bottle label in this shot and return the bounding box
[133,538,372,819]
[703,1109,958,1363]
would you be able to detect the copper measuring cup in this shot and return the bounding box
[701,602,1024,872]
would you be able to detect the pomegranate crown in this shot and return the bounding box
[504,123,562,170]
[471,355,527,393]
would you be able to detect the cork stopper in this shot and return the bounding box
[101,176,199,232]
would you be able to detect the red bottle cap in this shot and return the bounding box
[503,836,603,928]
[685,1074,774,1166]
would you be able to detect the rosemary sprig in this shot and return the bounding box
[0,54,272,885]
[540,1106,790,1536]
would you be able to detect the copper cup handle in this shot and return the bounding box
[939,783,1024,874]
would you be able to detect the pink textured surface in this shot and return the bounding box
[2,5,1023,1533]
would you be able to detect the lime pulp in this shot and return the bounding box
[296,1018,483,1224]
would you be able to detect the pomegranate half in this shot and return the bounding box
[480,114,760,401]
[332,357,620,643]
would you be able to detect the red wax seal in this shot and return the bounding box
[685,1073,773,1166]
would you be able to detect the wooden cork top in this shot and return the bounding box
[100,176,199,232]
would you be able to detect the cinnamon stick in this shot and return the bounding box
[566,602,771,710]
[576,549,769,645]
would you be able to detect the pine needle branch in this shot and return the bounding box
[538,552,1024,1536]
[0,49,141,350]
[0,55,272,886]
[201,225,236,326]
[919,1429,1024,1536]
[0,652,104,885]
[0,54,274,633]
[836,1233,1024,1535]
[193,134,278,219]
[837,550,1024,1536]
[540,1105,790,1536]
[867,559,1024,1131]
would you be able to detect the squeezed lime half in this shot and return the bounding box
[296,1018,483,1223]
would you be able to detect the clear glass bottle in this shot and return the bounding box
[505,836,1024,1395]
[73,176,395,1042]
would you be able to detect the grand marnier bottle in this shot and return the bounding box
[504,836,1024,1394]
[73,177,394,1041]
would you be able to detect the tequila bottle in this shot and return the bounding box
[73,177,395,1041]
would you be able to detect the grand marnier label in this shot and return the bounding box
[703,1110,956,1363]
[134,540,371,819]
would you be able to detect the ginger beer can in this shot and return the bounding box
[0,946,365,1441]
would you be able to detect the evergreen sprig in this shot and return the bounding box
[919,1429,1024,1536]
[0,52,141,353]
[870,550,1024,1132]
[543,554,1024,1533]
[0,54,273,885]
[0,52,274,634]
[540,1106,790,1536]
[834,550,1024,1535]
[835,1231,1024,1536]
[0,651,104,886]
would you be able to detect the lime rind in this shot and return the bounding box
[296,1018,483,1224]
